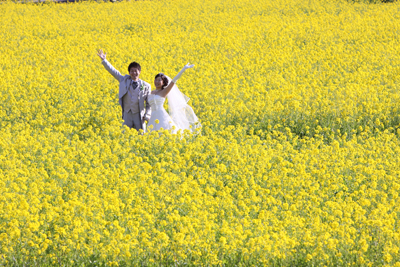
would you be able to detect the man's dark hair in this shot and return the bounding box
[128,62,141,72]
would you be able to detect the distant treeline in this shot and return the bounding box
[1,0,132,3]
[1,0,398,3]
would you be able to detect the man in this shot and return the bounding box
[97,49,151,132]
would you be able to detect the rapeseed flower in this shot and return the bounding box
[1,0,400,265]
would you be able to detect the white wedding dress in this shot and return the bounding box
[147,94,177,132]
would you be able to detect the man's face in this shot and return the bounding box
[129,67,141,80]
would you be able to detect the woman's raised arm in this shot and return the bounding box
[158,63,194,98]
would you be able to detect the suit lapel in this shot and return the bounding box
[138,80,142,99]
[138,80,144,112]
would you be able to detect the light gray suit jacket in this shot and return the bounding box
[101,59,151,130]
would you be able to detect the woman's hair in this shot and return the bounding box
[155,73,169,89]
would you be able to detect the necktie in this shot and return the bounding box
[129,80,138,100]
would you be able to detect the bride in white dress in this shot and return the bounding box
[147,63,200,133]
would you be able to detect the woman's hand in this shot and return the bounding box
[97,49,107,60]
[184,63,195,69]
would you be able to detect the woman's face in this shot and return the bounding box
[154,76,164,88]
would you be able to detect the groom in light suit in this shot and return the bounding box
[97,49,151,132]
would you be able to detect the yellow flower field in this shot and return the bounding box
[1,0,400,265]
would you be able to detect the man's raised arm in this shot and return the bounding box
[97,49,124,82]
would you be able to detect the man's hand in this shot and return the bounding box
[97,49,106,60]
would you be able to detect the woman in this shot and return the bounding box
[147,63,200,133]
